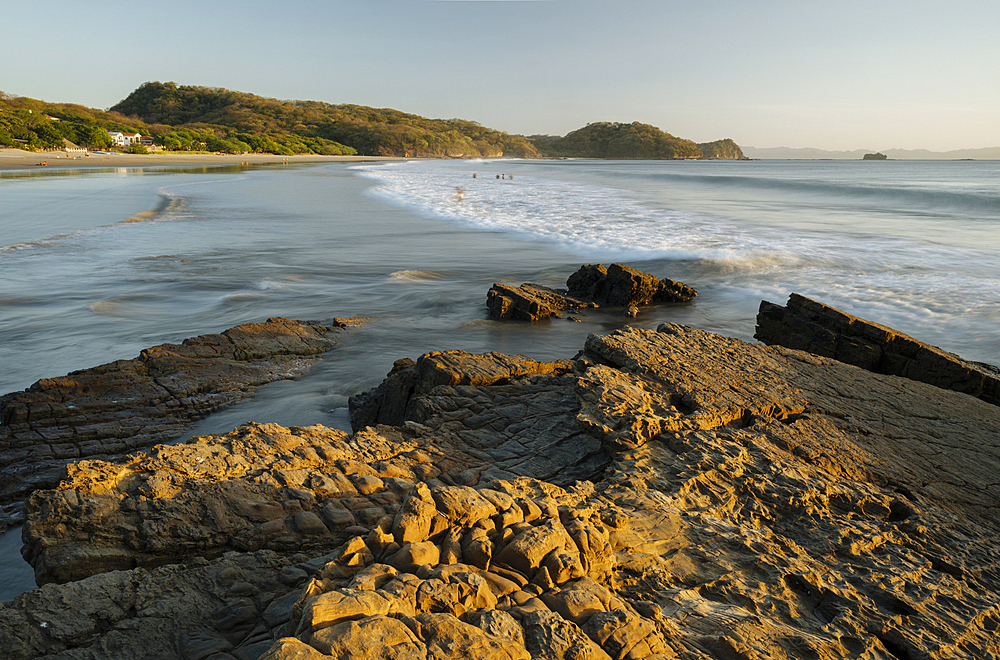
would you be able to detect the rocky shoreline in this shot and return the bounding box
[1,295,998,659]
[0,317,365,533]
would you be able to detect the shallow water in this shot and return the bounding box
[1,158,997,600]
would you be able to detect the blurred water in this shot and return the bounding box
[1,158,998,600]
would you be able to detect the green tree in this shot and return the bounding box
[82,125,111,148]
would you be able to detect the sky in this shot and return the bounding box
[3,0,998,151]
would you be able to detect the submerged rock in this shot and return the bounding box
[6,321,1000,659]
[0,317,363,532]
[487,264,695,321]
[756,292,1000,406]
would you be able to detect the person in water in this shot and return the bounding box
[454,187,465,202]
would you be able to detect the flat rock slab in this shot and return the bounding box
[756,292,1000,406]
[0,317,360,530]
[6,324,1000,659]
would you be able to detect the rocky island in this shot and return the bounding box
[2,296,999,660]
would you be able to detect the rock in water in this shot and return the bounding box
[485,283,595,321]
[756,292,1000,406]
[488,263,696,321]
[567,263,697,306]
[6,323,1000,659]
[0,317,361,531]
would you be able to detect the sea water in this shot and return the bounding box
[1,158,998,599]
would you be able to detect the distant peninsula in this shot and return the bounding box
[742,145,1000,160]
[528,122,747,160]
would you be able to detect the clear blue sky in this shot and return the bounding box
[3,0,997,151]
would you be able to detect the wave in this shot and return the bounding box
[352,161,863,265]
[118,192,188,224]
[623,168,1000,218]
[388,270,446,282]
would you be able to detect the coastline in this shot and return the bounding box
[0,147,405,171]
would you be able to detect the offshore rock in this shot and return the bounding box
[7,323,1000,659]
[0,317,360,532]
[566,264,697,306]
[487,264,695,321]
[486,283,596,321]
[756,292,1000,406]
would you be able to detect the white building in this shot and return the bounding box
[107,131,144,147]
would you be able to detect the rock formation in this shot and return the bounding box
[694,139,747,160]
[756,293,1000,406]
[485,283,596,322]
[0,317,364,532]
[487,264,696,321]
[5,321,1000,659]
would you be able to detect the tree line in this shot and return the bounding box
[529,122,704,159]
[3,84,744,160]
[0,82,540,157]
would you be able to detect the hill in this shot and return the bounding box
[695,138,747,159]
[0,83,541,157]
[109,82,539,158]
[529,121,703,159]
[0,92,144,151]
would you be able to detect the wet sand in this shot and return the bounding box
[0,148,404,171]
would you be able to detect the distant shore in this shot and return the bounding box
[0,148,404,171]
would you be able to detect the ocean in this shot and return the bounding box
[1,157,998,599]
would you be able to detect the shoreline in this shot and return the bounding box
[0,148,405,171]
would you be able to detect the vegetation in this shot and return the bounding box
[3,83,743,161]
[0,92,125,150]
[529,122,703,159]
[1,82,539,157]
[109,82,538,158]
[695,138,747,160]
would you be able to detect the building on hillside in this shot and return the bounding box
[107,131,143,148]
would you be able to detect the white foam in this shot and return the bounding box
[388,270,446,282]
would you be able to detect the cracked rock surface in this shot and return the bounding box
[0,317,358,532]
[4,323,1000,659]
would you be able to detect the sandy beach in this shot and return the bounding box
[0,148,403,171]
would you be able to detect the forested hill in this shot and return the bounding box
[529,122,704,159]
[695,138,747,159]
[110,82,539,158]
